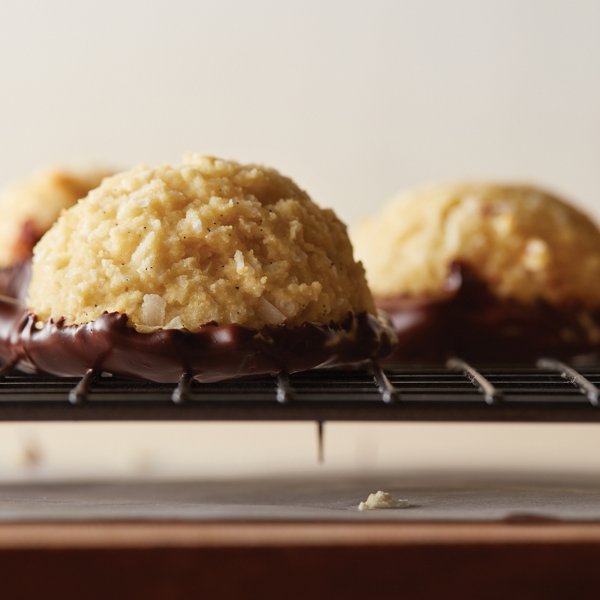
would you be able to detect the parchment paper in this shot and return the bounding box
[1,471,599,522]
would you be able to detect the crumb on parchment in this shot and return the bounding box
[358,490,410,511]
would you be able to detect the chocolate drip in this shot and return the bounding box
[0,301,395,383]
[378,264,600,365]
[0,260,31,301]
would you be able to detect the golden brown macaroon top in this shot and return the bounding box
[0,168,110,268]
[28,155,375,331]
[353,182,600,308]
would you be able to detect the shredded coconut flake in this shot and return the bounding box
[140,294,166,327]
[257,297,287,325]
[164,316,184,330]
[234,250,245,273]
[523,238,550,271]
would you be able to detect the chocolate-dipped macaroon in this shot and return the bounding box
[0,168,110,299]
[353,183,600,364]
[0,155,393,382]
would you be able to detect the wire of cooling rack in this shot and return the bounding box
[537,358,600,405]
[276,372,294,404]
[446,358,503,405]
[1,359,600,422]
[370,361,400,404]
[68,368,99,406]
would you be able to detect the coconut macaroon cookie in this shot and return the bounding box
[353,183,600,363]
[0,155,393,382]
[0,168,109,299]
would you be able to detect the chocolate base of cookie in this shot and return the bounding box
[0,299,395,382]
[0,260,31,301]
[377,264,600,365]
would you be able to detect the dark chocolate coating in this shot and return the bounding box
[0,260,31,301]
[378,264,600,365]
[0,299,395,382]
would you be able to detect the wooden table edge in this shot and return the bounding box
[2,520,600,549]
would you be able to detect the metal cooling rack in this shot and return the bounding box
[0,358,599,423]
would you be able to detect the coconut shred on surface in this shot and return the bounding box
[358,491,410,511]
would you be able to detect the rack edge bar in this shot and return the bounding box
[1,401,600,422]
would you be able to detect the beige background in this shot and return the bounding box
[1,0,599,223]
[1,0,600,479]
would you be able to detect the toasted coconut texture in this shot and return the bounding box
[353,183,600,364]
[3,156,392,382]
[28,155,376,332]
[0,168,110,268]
